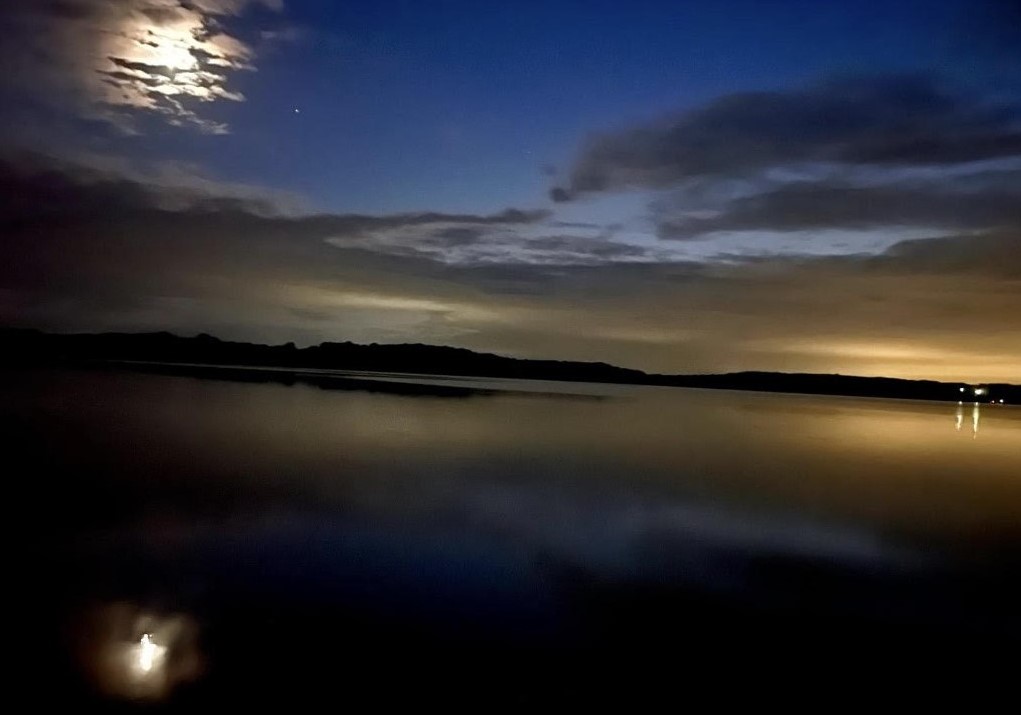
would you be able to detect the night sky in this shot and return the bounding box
[1,0,1019,381]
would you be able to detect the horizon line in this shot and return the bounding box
[3,325,1017,388]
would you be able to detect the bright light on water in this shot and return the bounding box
[77,603,201,701]
[133,633,166,676]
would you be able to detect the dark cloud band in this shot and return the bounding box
[553,75,1021,201]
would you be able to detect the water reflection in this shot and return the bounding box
[133,634,166,678]
[77,603,201,701]
[5,369,1020,704]
[11,369,1021,538]
[955,402,981,437]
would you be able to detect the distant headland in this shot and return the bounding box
[2,328,1017,404]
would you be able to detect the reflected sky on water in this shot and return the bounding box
[12,368,1017,539]
[6,369,1021,703]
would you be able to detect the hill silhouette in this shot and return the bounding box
[3,327,1017,403]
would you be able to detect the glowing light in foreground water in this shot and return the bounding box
[133,633,166,676]
[77,603,201,701]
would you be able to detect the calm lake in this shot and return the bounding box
[7,367,1021,705]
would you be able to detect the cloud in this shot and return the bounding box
[0,0,282,133]
[0,152,662,269]
[656,169,1021,239]
[0,150,551,220]
[874,230,1021,279]
[2,152,1019,382]
[328,223,657,266]
[552,75,1021,200]
[0,151,311,219]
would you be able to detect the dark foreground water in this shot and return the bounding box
[5,367,1021,706]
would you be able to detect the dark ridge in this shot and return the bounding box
[2,327,1017,403]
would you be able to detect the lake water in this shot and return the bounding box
[7,367,1021,705]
